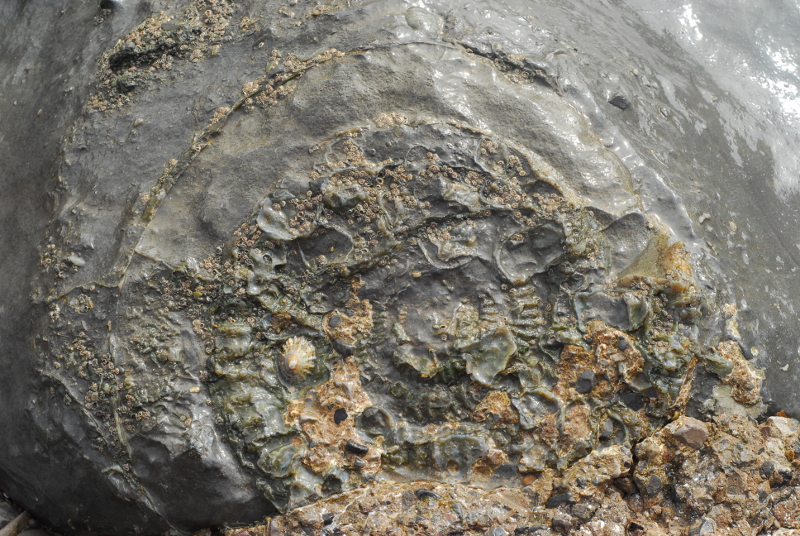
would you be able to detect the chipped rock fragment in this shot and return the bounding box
[671,417,709,449]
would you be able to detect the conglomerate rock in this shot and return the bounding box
[0,1,799,535]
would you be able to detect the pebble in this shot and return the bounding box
[672,417,709,449]
[575,370,595,393]
[0,513,30,536]
[452,502,464,519]
[609,92,630,110]
[414,489,441,500]
[344,440,369,455]
[333,408,348,424]
[689,518,716,535]
[572,503,595,522]
[546,492,574,509]
[600,418,615,439]
[0,500,20,530]
[620,391,644,411]
[551,514,574,533]
[644,475,662,495]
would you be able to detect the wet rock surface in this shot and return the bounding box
[1,0,800,535]
[227,414,800,535]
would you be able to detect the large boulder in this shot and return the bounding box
[0,0,797,534]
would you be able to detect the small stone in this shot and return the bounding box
[644,475,662,495]
[672,417,709,449]
[609,92,630,109]
[616,338,629,350]
[344,440,369,455]
[452,502,465,519]
[600,418,615,439]
[613,476,638,495]
[401,490,416,510]
[493,463,519,478]
[551,514,574,533]
[572,503,595,522]
[0,512,29,536]
[322,512,334,525]
[620,391,644,411]
[546,492,574,509]
[414,489,441,500]
[333,408,348,424]
[0,498,21,529]
[332,338,355,356]
[777,469,793,486]
[268,520,284,536]
[353,457,365,469]
[760,460,775,479]
[575,370,595,393]
[115,75,137,93]
[160,21,180,32]
[487,527,508,536]
[689,518,716,535]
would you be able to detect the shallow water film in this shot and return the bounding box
[2,0,800,535]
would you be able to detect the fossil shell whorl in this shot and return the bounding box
[279,336,316,382]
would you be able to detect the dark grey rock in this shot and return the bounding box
[620,391,645,411]
[333,408,348,425]
[546,492,574,509]
[575,370,596,394]
[18,530,56,536]
[608,92,630,109]
[644,475,663,495]
[2,0,800,534]
[414,489,442,501]
[345,441,369,456]
[551,514,574,533]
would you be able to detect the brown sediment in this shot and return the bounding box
[224,413,800,536]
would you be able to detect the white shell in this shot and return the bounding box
[279,336,316,382]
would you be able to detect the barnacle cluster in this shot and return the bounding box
[89,0,235,111]
[158,121,751,511]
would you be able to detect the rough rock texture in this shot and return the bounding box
[232,414,800,535]
[1,1,800,535]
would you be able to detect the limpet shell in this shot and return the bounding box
[279,336,316,382]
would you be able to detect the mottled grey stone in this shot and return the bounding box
[1,0,799,534]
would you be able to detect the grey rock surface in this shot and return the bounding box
[1,0,799,534]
